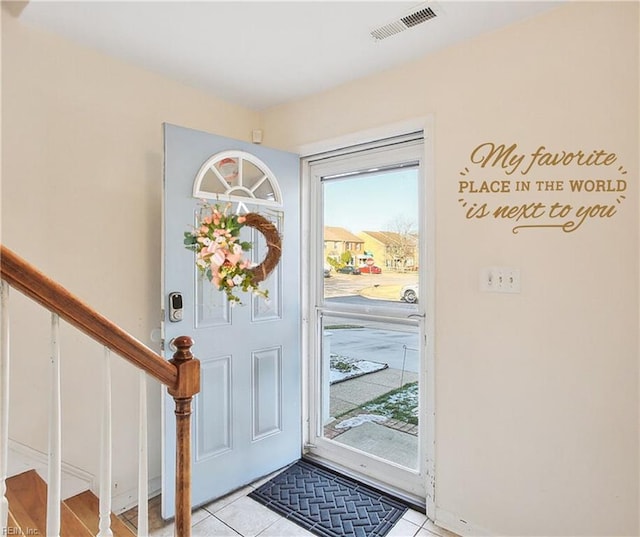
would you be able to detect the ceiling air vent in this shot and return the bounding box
[402,6,437,27]
[370,4,439,41]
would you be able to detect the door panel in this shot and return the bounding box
[196,356,231,460]
[251,347,282,439]
[162,123,300,517]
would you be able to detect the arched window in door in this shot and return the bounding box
[193,150,283,207]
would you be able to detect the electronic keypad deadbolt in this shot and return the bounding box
[168,292,183,322]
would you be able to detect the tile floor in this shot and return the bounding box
[120,470,460,537]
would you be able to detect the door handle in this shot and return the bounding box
[407,313,425,319]
[168,292,183,322]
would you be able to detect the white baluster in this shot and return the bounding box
[137,370,149,537]
[46,313,62,537]
[0,282,10,530]
[98,347,113,537]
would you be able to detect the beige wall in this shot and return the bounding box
[263,3,639,536]
[1,8,259,508]
[2,2,638,535]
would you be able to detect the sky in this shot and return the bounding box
[323,168,419,233]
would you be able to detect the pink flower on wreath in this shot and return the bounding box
[210,249,226,267]
[226,245,243,267]
[227,253,242,266]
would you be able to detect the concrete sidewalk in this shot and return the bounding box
[329,367,418,417]
[334,422,418,469]
[326,368,420,469]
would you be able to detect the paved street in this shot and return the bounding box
[322,270,421,373]
[323,270,418,300]
[324,322,419,373]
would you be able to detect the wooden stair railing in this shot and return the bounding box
[0,245,200,537]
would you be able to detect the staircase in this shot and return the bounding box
[1,246,201,536]
[6,470,135,536]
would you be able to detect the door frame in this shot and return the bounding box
[298,116,436,517]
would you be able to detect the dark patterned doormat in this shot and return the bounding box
[249,459,408,537]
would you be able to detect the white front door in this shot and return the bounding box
[161,123,301,517]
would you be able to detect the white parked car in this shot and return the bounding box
[400,283,419,303]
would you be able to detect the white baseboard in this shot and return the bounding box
[8,439,95,499]
[435,507,493,537]
[110,475,161,515]
[8,438,161,515]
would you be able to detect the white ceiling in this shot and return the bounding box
[19,1,563,111]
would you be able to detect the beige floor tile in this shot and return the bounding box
[386,517,421,537]
[202,485,254,514]
[147,507,210,536]
[421,519,460,537]
[257,517,315,536]
[215,496,281,537]
[402,509,428,527]
[191,515,242,536]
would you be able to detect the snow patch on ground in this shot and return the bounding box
[335,414,388,429]
[330,354,388,384]
[364,382,418,424]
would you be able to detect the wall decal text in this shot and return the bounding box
[458,142,628,233]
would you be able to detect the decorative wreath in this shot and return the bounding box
[184,202,281,305]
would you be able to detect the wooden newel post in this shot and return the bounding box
[168,336,200,537]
